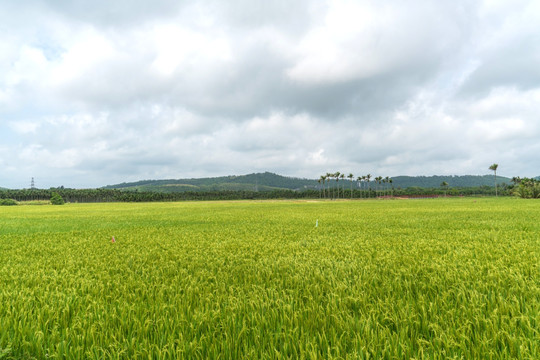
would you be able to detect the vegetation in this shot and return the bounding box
[0,199,537,359]
[0,168,531,203]
[440,181,449,197]
[512,177,540,198]
[103,172,317,192]
[0,185,513,204]
[0,199,17,206]
[489,163,499,197]
[390,174,510,188]
[101,172,513,193]
[50,192,65,205]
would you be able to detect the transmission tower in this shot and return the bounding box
[31,177,35,189]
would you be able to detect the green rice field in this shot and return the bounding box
[0,198,538,359]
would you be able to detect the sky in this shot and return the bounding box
[1,0,540,189]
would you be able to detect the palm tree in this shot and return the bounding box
[318,176,324,198]
[489,164,499,197]
[340,173,345,198]
[326,172,332,199]
[375,176,382,197]
[389,178,393,197]
[440,181,449,197]
[366,174,372,198]
[348,173,354,199]
[335,172,341,199]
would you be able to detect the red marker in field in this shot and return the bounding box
[111,236,116,243]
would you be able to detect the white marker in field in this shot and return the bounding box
[315,219,318,227]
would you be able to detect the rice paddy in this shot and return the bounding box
[0,198,538,359]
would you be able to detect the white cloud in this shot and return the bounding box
[150,24,233,76]
[287,0,467,83]
[1,0,540,188]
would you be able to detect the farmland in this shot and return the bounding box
[0,198,538,359]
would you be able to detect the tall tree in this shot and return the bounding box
[489,164,499,197]
[340,173,345,198]
[334,172,341,199]
[440,181,449,197]
[375,176,382,197]
[510,176,521,186]
[326,172,332,199]
[348,173,354,199]
[366,174,372,198]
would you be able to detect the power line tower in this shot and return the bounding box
[31,177,35,190]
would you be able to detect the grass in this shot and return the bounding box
[0,198,538,359]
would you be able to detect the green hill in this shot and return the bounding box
[390,175,510,189]
[103,172,318,193]
[103,172,515,193]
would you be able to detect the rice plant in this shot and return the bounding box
[0,198,538,359]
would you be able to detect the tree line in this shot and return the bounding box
[318,172,397,199]
[0,188,323,203]
[1,185,510,204]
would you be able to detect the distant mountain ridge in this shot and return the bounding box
[102,172,316,192]
[390,175,510,189]
[103,172,513,193]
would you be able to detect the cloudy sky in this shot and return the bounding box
[1,0,539,188]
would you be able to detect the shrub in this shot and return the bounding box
[0,198,18,206]
[50,192,65,205]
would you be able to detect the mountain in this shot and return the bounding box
[103,172,513,193]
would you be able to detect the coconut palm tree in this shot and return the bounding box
[389,178,393,197]
[366,174,372,198]
[489,164,499,197]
